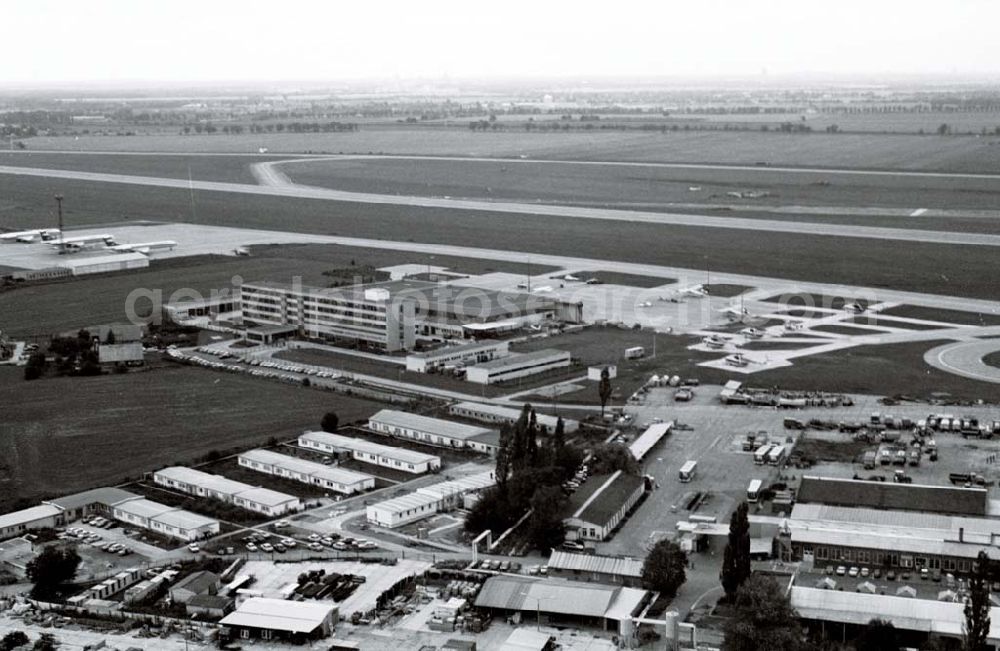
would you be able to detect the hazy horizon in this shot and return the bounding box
[3,0,998,86]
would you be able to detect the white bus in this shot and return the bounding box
[747,479,763,503]
[753,444,774,465]
[625,346,645,360]
[767,445,786,466]
[678,460,697,482]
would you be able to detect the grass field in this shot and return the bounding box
[879,305,1000,326]
[0,364,383,512]
[18,128,1000,173]
[810,324,891,336]
[568,271,673,288]
[0,151,288,184]
[2,174,999,302]
[281,156,1000,215]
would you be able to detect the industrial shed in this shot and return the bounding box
[796,476,987,517]
[447,402,578,433]
[153,466,300,516]
[45,487,139,522]
[546,550,644,588]
[58,252,149,276]
[298,431,441,474]
[220,597,337,642]
[0,505,64,541]
[111,498,219,541]
[366,470,496,528]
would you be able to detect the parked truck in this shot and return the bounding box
[949,472,993,487]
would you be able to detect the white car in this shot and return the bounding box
[187,544,200,553]
[848,567,859,578]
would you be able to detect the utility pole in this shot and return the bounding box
[54,194,64,253]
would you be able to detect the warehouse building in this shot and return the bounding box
[111,498,219,541]
[405,340,510,373]
[220,597,337,642]
[366,470,496,528]
[297,431,441,474]
[447,402,579,433]
[466,430,501,456]
[464,349,572,385]
[58,252,149,276]
[368,409,498,451]
[0,505,64,541]
[547,550,644,588]
[563,471,648,542]
[44,487,139,523]
[784,502,1000,576]
[791,579,1000,648]
[795,476,987,517]
[474,575,649,637]
[237,449,374,495]
[153,467,301,516]
[170,570,220,605]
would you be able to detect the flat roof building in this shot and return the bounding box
[368,409,498,450]
[465,349,572,385]
[564,471,647,542]
[298,431,441,474]
[405,340,510,373]
[448,402,579,433]
[153,466,301,517]
[796,476,987,517]
[220,597,337,643]
[44,487,139,523]
[111,499,219,542]
[0,505,63,541]
[237,449,375,495]
[366,469,496,528]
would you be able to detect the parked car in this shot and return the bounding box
[835,566,846,576]
[187,544,200,553]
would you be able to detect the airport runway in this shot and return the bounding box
[2,163,1000,248]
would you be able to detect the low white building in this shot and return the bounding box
[297,431,441,474]
[111,498,219,541]
[58,252,149,276]
[368,409,498,450]
[0,505,64,541]
[448,402,579,433]
[405,340,510,373]
[366,469,496,528]
[153,467,301,517]
[465,349,572,385]
[237,449,374,495]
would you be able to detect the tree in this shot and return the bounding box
[31,634,56,651]
[964,551,991,651]
[721,502,752,600]
[23,352,46,381]
[1,631,30,651]
[320,412,339,433]
[856,618,899,651]
[723,575,805,651]
[524,485,567,551]
[588,443,639,476]
[641,539,687,598]
[26,546,81,599]
[598,367,612,417]
[104,329,116,345]
[937,123,950,135]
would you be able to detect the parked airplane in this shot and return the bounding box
[740,327,765,339]
[725,353,751,367]
[532,286,553,293]
[51,234,117,252]
[562,274,580,281]
[721,306,750,321]
[637,301,653,308]
[658,284,709,303]
[703,334,729,349]
[784,320,804,331]
[844,302,866,314]
[1,228,61,243]
[108,240,177,254]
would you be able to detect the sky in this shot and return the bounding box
[2,0,998,84]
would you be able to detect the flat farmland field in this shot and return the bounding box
[281,156,1000,214]
[1,175,1000,301]
[0,364,383,512]
[18,128,1000,172]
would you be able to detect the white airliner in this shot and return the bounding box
[51,234,117,252]
[1,228,61,243]
[108,240,177,254]
[562,274,580,281]
[658,284,709,303]
[844,302,866,314]
[637,300,653,308]
[740,327,765,339]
